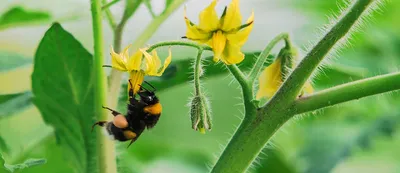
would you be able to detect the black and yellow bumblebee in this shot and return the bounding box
[92,80,162,147]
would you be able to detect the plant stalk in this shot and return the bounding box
[293,71,400,114]
[267,0,376,108]
[90,0,117,172]
[211,0,379,172]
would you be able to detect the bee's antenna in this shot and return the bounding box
[143,81,156,92]
[102,65,112,68]
[138,84,151,93]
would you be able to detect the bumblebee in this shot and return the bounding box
[92,80,162,147]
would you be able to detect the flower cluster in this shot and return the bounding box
[184,0,254,65]
[110,45,171,94]
[107,0,313,134]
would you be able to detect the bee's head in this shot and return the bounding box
[138,82,158,104]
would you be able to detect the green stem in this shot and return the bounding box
[293,72,400,114]
[102,0,117,30]
[211,65,257,173]
[248,33,289,84]
[102,0,120,10]
[147,41,212,52]
[211,0,379,172]
[194,49,204,95]
[267,0,376,108]
[90,0,116,173]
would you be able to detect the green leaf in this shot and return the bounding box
[0,52,31,72]
[0,137,9,155]
[31,23,97,173]
[0,92,32,119]
[254,148,297,173]
[2,155,46,173]
[299,115,400,173]
[0,6,51,30]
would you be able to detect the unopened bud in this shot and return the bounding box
[190,95,212,134]
[278,45,297,80]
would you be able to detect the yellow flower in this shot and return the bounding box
[256,54,314,100]
[184,0,254,65]
[110,45,172,94]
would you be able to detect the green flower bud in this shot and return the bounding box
[190,94,212,134]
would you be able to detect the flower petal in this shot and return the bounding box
[256,58,282,99]
[198,0,219,32]
[226,10,254,46]
[140,49,156,75]
[211,30,227,62]
[156,48,172,76]
[127,50,142,71]
[184,7,212,43]
[110,46,128,71]
[152,50,161,71]
[128,70,145,95]
[221,0,242,31]
[221,42,244,65]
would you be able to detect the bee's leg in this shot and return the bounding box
[102,106,121,116]
[91,121,107,132]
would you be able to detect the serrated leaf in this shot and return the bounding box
[0,92,32,119]
[0,6,51,30]
[31,23,97,173]
[3,156,46,173]
[0,52,31,72]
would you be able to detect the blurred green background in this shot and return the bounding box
[1,0,400,172]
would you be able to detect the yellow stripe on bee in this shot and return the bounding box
[123,130,137,139]
[144,102,162,115]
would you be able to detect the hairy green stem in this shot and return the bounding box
[102,0,117,30]
[147,40,212,52]
[194,49,204,95]
[267,0,376,108]
[211,0,379,172]
[211,65,257,173]
[293,72,400,114]
[90,0,117,173]
[102,0,120,10]
[248,33,289,84]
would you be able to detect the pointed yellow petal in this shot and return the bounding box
[110,46,128,71]
[221,42,244,65]
[199,0,219,31]
[211,31,227,62]
[184,7,212,42]
[221,0,242,31]
[155,48,172,76]
[122,45,131,60]
[152,50,161,71]
[127,50,142,71]
[128,70,145,95]
[140,49,156,75]
[256,58,282,99]
[226,11,254,46]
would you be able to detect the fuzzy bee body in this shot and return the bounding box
[92,81,161,147]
